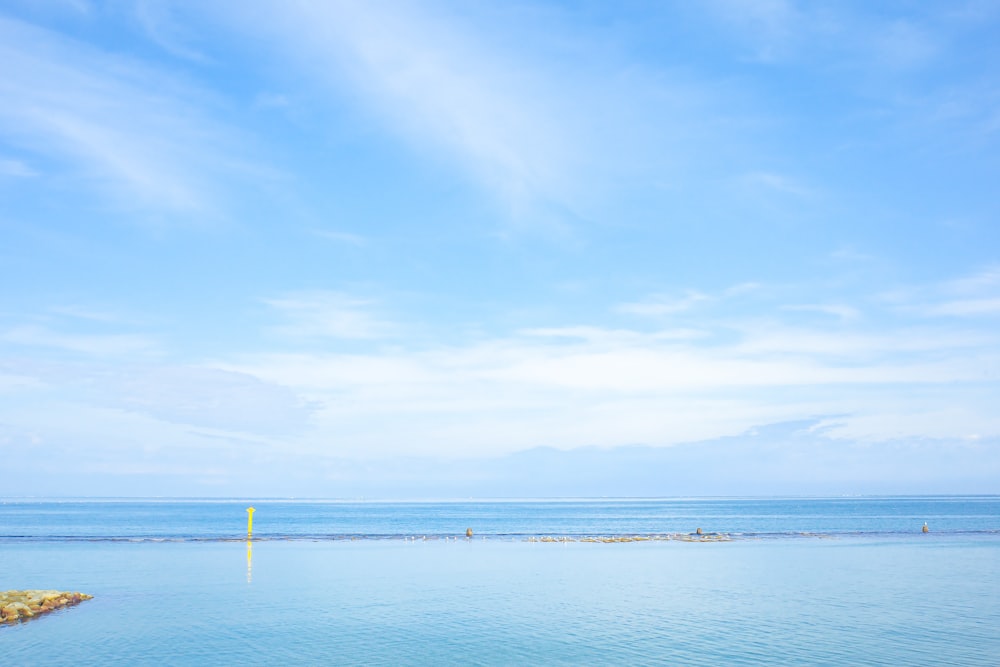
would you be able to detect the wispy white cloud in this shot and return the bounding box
[520,326,706,343]
[0,16,254,221]
[0,372,45,393]
[0,395,297,493]
[104,364,315,434]
[0,356,315,441]
[705,1,944,72]
[731,320,994,358]
[723,282,762,297]
[1,324,159,356]
[896,265,1000,318]
[618,291,711,317]
[310,229,367,246]
[946,264,1000,293]
[264,291,395,340]
[874,20,939,70]
[213,1,717,230]
[0,156,36,177]
[48,304,131,323]
[22,0,92,15]
[704,0,816,63]
[618,283,762,318]
[132,0,210,62]
[781,303,860,320]
[231,1,575,218]
[254,92,291,109]
[741,170,813,197]
[924,298,1000,317]
[830,246,875,262]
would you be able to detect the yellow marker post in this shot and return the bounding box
[247,506,255,538]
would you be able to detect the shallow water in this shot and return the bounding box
[2,499,999,665]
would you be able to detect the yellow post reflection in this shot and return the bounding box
[246,539,253,584]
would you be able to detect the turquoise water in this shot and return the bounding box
[2,498,999,665]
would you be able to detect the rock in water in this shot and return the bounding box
[0,590,93,624]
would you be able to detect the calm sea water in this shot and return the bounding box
[2,497,999,665]
[3,496,998,540]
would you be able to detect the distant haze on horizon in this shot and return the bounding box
[2,1,999,497]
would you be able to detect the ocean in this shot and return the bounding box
[2,497,998,665]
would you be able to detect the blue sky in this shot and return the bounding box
[2,1,999,497]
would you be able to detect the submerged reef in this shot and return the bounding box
[525,533,733,543]
[0,590,93,624]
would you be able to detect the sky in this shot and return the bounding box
[2,0,999,497]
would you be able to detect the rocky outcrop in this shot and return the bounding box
[525,533,733,543]
[0,590,93,624]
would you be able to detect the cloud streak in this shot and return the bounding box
[1,324,159,357]
[0,157,37,177]
[214,1,717,230]
[0,16,253,221]
[264,291,397,340]
[618,291,711,317]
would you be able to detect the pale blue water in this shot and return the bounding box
[2,497,999,665]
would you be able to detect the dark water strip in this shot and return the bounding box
[1,529,998,543]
